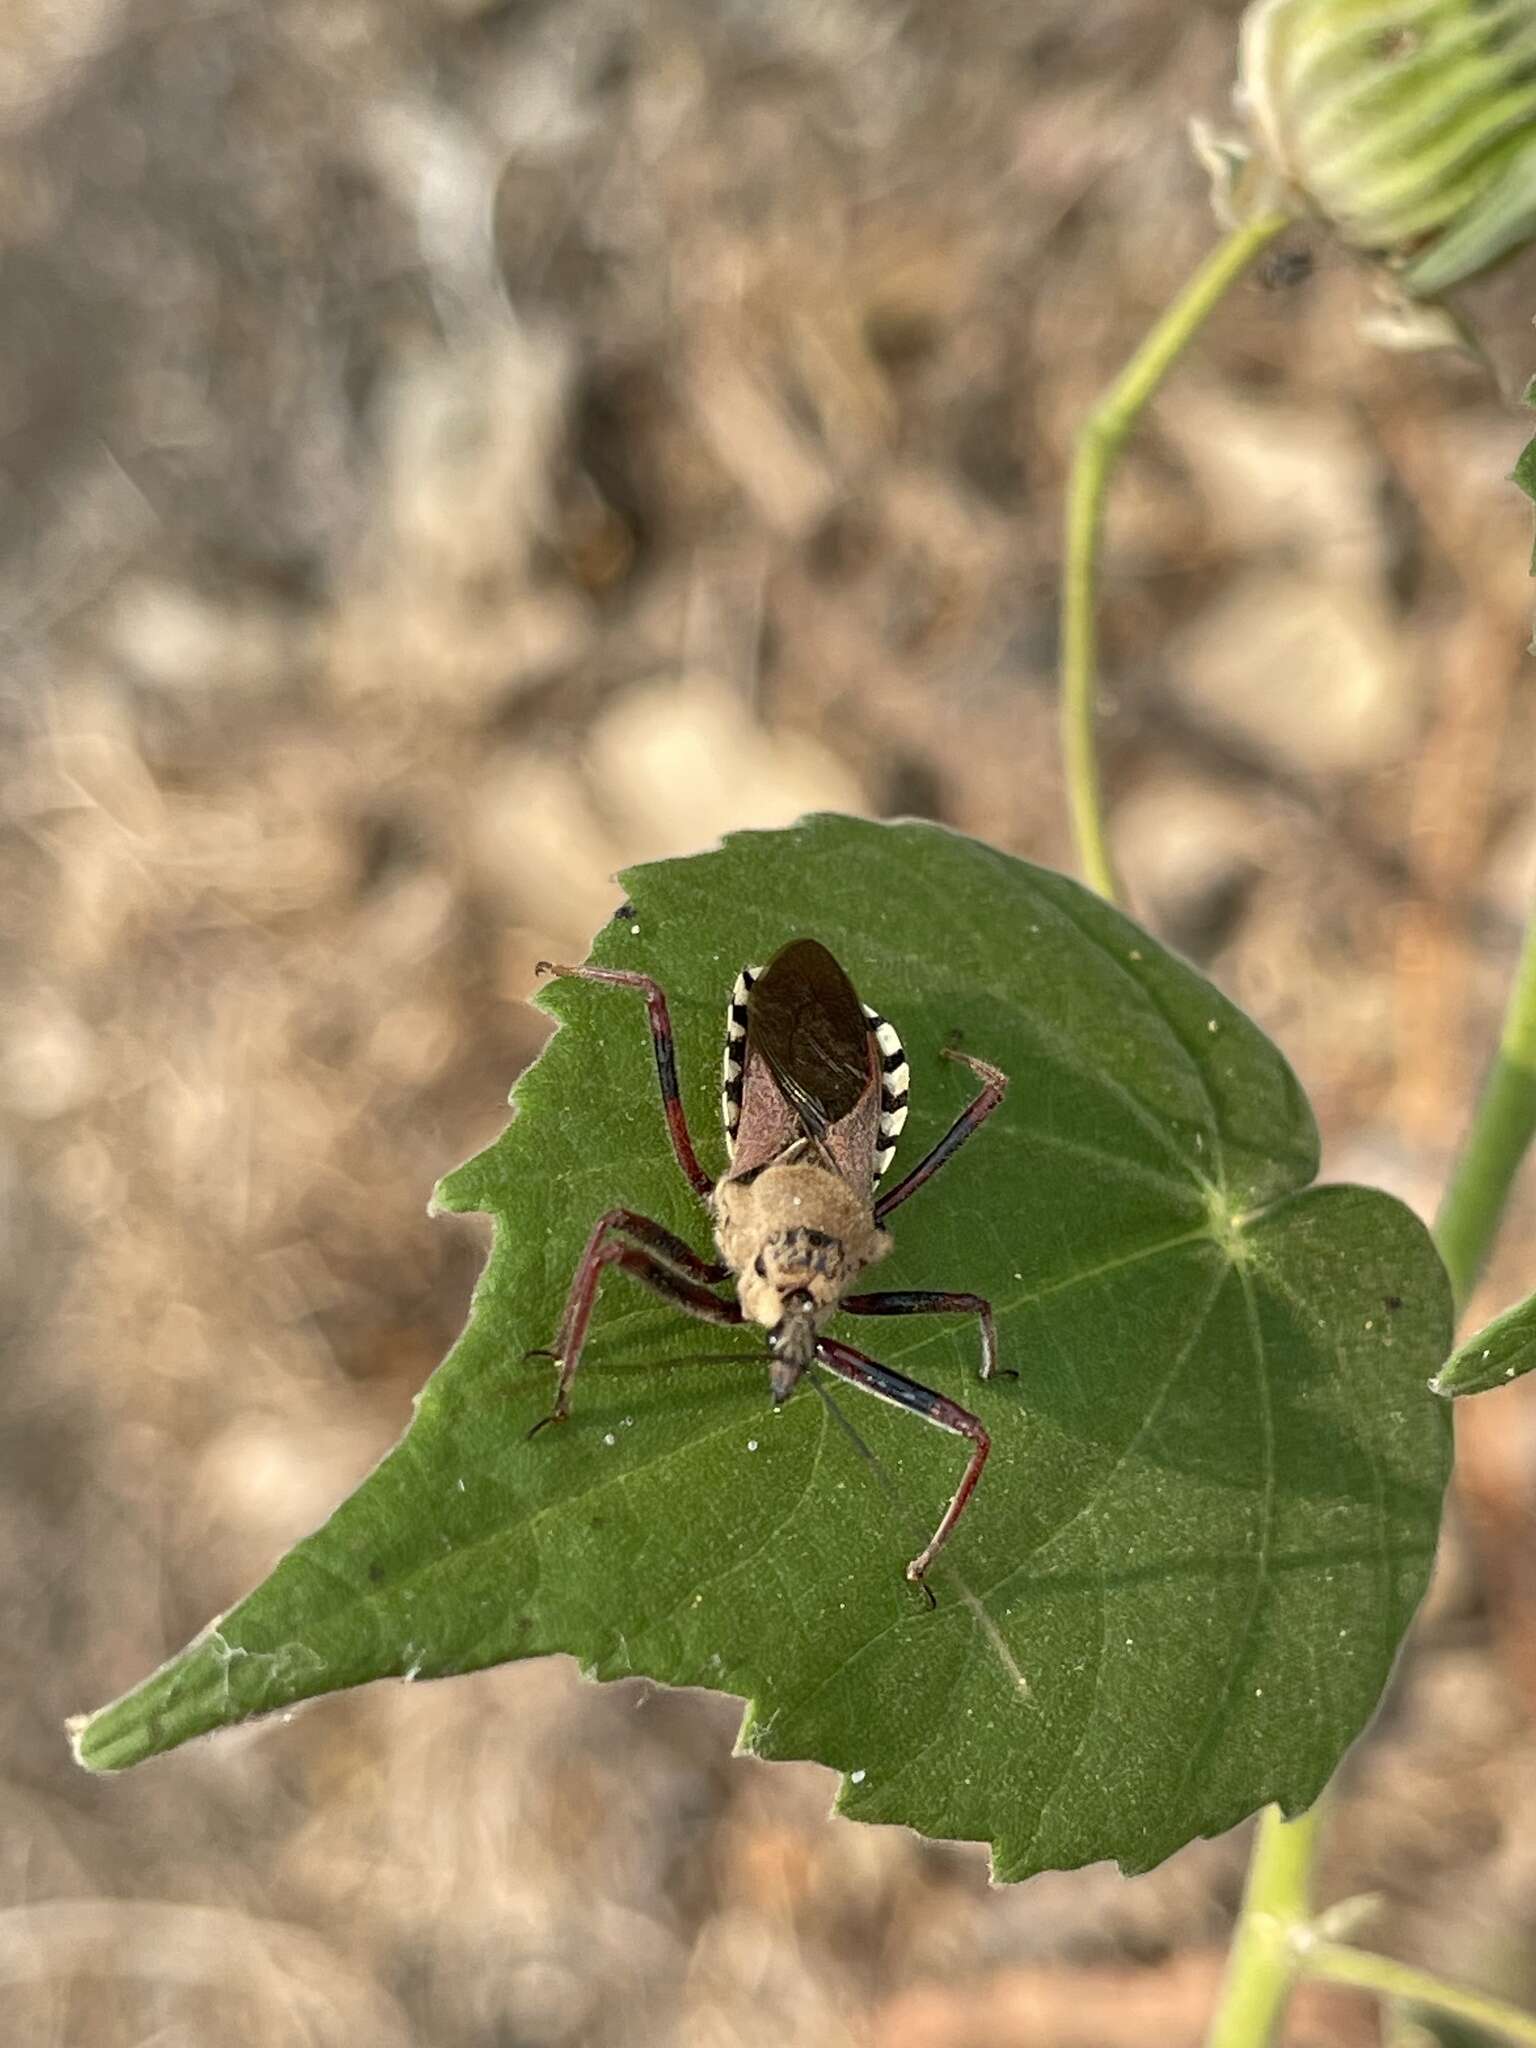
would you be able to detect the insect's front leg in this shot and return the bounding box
[535,1208,729,1362]
[529,1216,741,1436]
[839,1289,1013,1381]
[814,1335,990,1594]
[535,963,714,1200]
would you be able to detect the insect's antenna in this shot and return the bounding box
[808,1372,933,1552]
[671,1349,768,1369]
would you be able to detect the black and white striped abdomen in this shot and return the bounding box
[861,1001,909,1182]
[721,965,760,1157]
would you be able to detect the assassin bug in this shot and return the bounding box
[528,938,1009,1590]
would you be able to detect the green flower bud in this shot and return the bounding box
[1239,0,1536,293]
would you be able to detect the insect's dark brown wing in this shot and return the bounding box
[747,938,874,1140]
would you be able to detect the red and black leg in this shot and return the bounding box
[840,1289,1011,1381]
[874,1048,1008,1224]
[814,1334,991,1593]
[530,1207,729,1365]
[529,1219,742,1435]
[535,962,713,1200]
[567,1207,729,1296]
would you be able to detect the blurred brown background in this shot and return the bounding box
[5,1,1536,2042]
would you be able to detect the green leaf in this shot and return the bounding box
[71,817,1452,1880]
[1516,477,1536,582]
[1513,378,1536,579]
[1432,1290,1536,1396]
[1514,428,1536,514]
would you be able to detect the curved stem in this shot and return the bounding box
[1060,211,1289,905]
[1434,904,1536,1309]
[1205,1804,1321,2048]
[1303,1940,1536,2048]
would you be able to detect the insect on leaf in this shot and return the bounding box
[1432,1290,1536,1397]
[71,816,1452,1881]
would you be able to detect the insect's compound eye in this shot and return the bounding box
[782,1288,815,1314]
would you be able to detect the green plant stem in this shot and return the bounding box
[1060,210,1289,905]
[1206,894,1536,2048]
[1062,196,1536,2048]
[1303,1941,1536,2048]
[1434,906,1536,1309]
[1205,1804,1321,2048]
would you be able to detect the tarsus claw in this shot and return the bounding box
[905,1570,939,1610]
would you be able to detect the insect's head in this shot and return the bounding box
[736,1212,851,1341]
[714,1162,892,1382]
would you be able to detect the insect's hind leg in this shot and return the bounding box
[529,1222,741,1436]
[814,1335,990,1593]
[535,962,714,1200]
[873,1049,1008,1223]
[839,1289,1011,1381]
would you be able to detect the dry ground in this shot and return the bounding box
[4,2,1536,2042]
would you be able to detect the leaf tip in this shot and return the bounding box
[431,1166,477,1216]
[65,1706,122,1776]
[431,1136,512,1217]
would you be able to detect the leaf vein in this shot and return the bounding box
[1167,1264,1275,1807]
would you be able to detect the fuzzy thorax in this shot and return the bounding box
[713,1162,890,1391]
